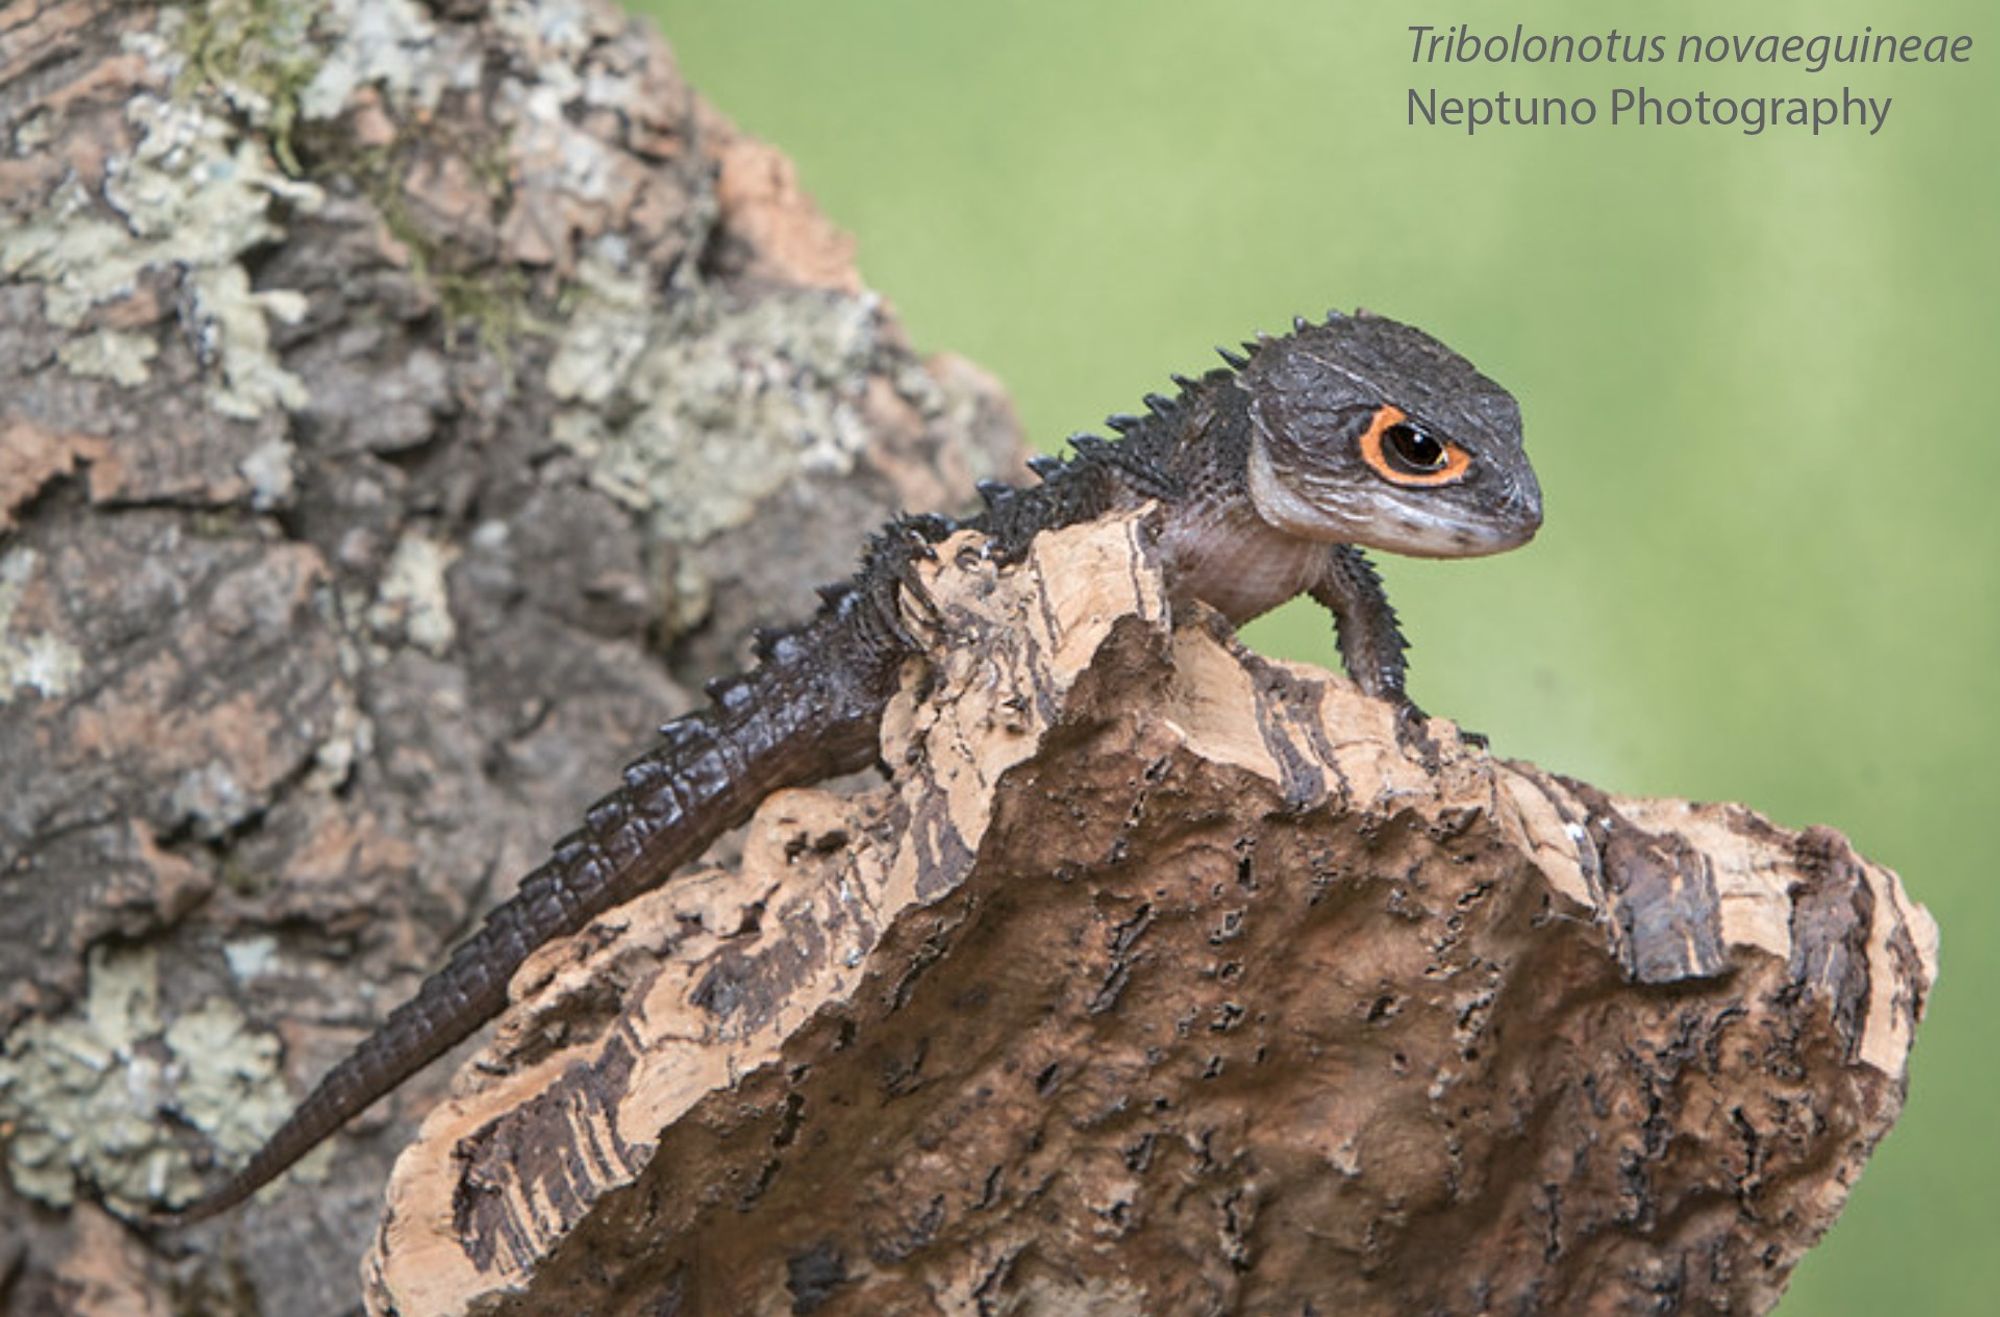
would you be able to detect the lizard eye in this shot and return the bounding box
[1358,406,1473,487]
[1383,423,1445,472]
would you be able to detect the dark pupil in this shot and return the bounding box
[1384,423,1444,470]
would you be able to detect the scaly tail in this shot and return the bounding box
[167,560,924,1223]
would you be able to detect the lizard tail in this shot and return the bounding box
[165,586,910,1224]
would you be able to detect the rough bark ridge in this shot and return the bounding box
[0,1,1017,1312]
[366,513,1934,1317]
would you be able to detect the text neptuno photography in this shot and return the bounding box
[1405,23,1975,136]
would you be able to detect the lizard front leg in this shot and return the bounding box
[1306,546,1467,755]
[1309,544,1411,705]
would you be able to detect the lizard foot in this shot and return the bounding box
[1391,699,1445,773]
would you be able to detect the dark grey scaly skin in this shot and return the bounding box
[165,308,1541,1222]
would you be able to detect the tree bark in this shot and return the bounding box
[0,2,1017,1313]
[361,512,1934,1317]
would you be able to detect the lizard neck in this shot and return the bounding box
[1156,491,1328,625]
[1153,381,1329,625]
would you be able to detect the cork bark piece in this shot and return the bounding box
[364,513,1935,1317]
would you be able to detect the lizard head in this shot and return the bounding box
[1236,310,1542,558]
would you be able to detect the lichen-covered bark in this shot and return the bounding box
[0,1,1018,1312]
[365,514,1935,1317]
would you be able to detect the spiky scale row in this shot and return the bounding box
[1206,309,1364,373]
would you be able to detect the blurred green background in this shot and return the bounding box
[645,1,1994,1310]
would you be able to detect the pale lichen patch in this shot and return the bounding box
[238,436,299,510]
[369,531,461,656]
[0,941,301,1212]
[491,0,602,65]
[307,685,372,793]
[191,265,310,418]
[0,549,84,704]
[55,329,160,387]
[299,0,458,122]
[549,268,884,542]
[0,89,321,414]
[544,256,652,407]
[222,934,281,982]
[161,997,298,1175]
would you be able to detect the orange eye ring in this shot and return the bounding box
[1357,405,1472,487]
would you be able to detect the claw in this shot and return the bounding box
[902,572,941,624]
[893,548,946,644]
[1391,699,1443,773]
[861,516,955,651]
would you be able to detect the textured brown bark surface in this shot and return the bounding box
[0,1,1018,1313]
[360,513,1935,1317]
